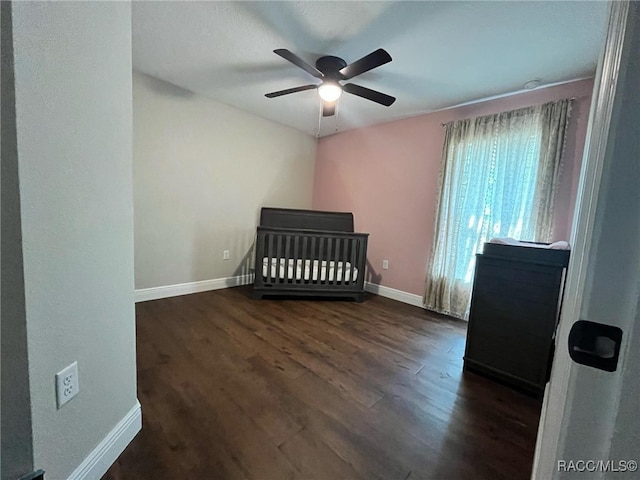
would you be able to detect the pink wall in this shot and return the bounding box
[313,79,594,296]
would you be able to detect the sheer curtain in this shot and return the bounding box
[424,99,572,319]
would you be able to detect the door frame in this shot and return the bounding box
[532,1,631,478]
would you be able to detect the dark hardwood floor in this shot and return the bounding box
[103,286,541,480]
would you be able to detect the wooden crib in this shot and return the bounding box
[253,207,369,302]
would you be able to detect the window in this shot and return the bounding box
[450,128,542,283]
[424,99,572,319]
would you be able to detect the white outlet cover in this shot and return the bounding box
[56,361,79,408]
[382,260,389,270]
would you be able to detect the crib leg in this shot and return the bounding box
[354,293,365,303]
[252,290,264,300]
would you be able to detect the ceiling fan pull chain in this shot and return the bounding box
[316,96,322,138]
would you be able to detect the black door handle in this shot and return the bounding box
[568,320,622,372]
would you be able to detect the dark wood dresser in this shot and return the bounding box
[463,243,570,396]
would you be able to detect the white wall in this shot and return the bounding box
[554,3,640,477]
[9,2,138,479]
[133,71,317,291]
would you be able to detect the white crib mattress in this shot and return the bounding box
[262,257,358,282]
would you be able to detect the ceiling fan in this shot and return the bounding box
[265,48,396,117]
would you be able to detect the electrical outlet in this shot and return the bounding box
[56,361,79,408]
[223,250,230,260]
[382,259,389,270]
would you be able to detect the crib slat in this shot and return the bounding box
[266,234,272,284]
[343,236,350,285]
[334,238,342,284]
[293,235,300,284]
[301,236,308,284]
[357,237,366,288]
[275,234,283,285]
[270,233,277,284]
[326,238,333,285]
[318,237,325,284]
[285,235,292,284]
[310,236,316,284]
[349,237,357,286]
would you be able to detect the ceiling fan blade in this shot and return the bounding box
[343,83,396,106]
[274,49,324,79]
[339,48,392,80]
[322,102,336,117]
[265,84,317,98]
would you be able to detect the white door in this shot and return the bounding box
[533,1,640,479]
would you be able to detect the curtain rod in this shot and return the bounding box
[439,97,577,127]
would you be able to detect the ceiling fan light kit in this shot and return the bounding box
[265,48,396,117]
[318,81,342,102]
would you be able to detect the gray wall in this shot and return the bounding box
[603,3,640,463]
[585,2,640,469]
[7,2,138,478]
[1,2,34,478]
[133,71,317,290]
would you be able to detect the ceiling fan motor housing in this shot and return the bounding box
[315,56,347,79]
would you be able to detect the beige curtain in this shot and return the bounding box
[424,99,573,319]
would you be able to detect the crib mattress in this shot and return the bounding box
[262,257,358,282]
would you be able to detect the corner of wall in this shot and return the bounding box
[1,2,35,477]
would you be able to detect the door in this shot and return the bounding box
[533,1,640,478]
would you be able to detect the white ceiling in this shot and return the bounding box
[132,1,609,137]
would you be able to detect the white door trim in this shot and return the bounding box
[531,1,630,478]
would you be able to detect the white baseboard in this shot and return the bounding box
[365,282,424,308]
[135,276,422,309]
[135,274,254,303]
[67,401,142,480]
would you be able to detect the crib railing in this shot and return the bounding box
[253,226,369,298]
